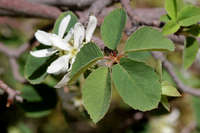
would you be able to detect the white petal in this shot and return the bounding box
[74,23,85,49]
[63,28,74,43]
[47,55,70,74]
[30,48,57,57]
[86,16,97,43]
[55,73,70,88]
[50,34,72,51]
[35,30,52,46]
[68,56,76,71]
[58,15,71,38]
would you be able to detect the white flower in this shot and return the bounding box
[55,15,97,88]
[30,15,75,74]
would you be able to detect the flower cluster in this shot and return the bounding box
[30,15,97,88]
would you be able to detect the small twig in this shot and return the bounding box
[0,43,29,58]
[0,0,61,19]
[0,43,29,83]
[27,0,96,8]
[121,0,138,24]
[152,52,200,97]
[9,58,26,83]
[77,0,114,23]
[0,80,23,107]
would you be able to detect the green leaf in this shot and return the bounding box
[82,67,111,123]
[161,96,170,111]
[165,0,178,20]
[20,84,57,118]
[176,0,185,12]
[125,27,175,52]
[162,21,180,35]
[69,43,104,84]
[161,81,181,97]
[184,25,200,37]
[52,11,78,34]
[101,8,126,50]
[25,110,51,118]
[25,54,57,84]
[160,15,171,23]
[112,58,161,111]
[183,37,199,69]
[21,85,42,102]
[178,6,200,27]
[127,51,152,62]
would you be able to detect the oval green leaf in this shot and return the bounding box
[162,21,180,35]
[178,6,200,27]
[101,8,126,50]
[82,67,111,123]
[25,54,57,84]
[161,96,170,111]
[112,58,161,111]
[20,84,57,118]
[127,51,151,63]
[161,81,181,97]
[183,37,199,69]
[125,26,175,52]
[165,0,177,20]
[69,43,104,84]
[21,85,42,102]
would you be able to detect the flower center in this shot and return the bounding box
[71,48,78,56]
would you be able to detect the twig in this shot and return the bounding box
[121,0,163,26]
[27,0,96,7]
[0,80,23,107]
[152,52,200,97]
[0,43,29,83]
[77,0,114,23]
[121,0,138,24]
[0,43,29,58]
[0,0,61,19]
[9,58,26,83]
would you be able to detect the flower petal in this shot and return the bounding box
[35,30,52,46]
[86,16,97,43]
[63,28,74,43]
[55,73,70,88]
[68,56,76,71]
[50,34,72,51]
[74,23,85,49]
[30,48,57,58]
[47,55,70,74]
[58,15,71,38]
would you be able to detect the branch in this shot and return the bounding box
[27,0,96,7]
[9,58,27,83]
[0,43,29,83]
[0,43,29,58]
[152,52,200,97]
[0,0,61,19]
[77,0,114,23]
[0,80,23,107]
[0,9,17,16]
